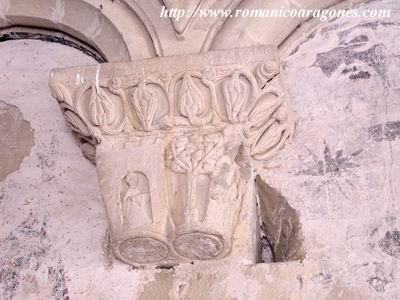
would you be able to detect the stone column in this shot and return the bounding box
[48,45,294,267]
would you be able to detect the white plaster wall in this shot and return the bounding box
[0,40,143,300]
[265,0,400,297]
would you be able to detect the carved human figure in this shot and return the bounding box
[205,156,240,226]
[121,172,152,227]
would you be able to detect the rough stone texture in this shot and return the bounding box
[1,0,400,299]
[0,100,34,182]
[256,176,305,262]
[48,45,292,267]
[0,0,362,58]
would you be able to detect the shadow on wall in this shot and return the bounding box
[256,175,305,263]
[0,28,106,63]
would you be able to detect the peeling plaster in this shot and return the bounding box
[0,100,34,182]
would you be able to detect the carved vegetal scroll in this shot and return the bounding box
[49,45,294,266]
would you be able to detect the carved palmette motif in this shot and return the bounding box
[177,73,210,125]
[223,71,248,123]
[50,62,293,162]
[50,83,97,162]
[129,80,160,131]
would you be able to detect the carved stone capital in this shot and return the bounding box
[49,45,294,266]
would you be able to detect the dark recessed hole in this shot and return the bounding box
[256,175,305,263]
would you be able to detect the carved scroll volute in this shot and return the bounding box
[51,84,90,137]
[51,84,73,107]
[223,71,248,123]
[63,110,91,137]
[256,62,279,87]
[50,83,98,162]
[130,80,159,131]
[178,73,209,125]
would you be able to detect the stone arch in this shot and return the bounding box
[0,0,157,62]
[0,0,365,61]
[209,0,364,51]
[0,26,107,62]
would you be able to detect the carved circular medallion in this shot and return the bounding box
[119,237,169,264]
[173,232,223,260]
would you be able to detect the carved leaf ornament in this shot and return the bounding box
[131,80,159,131]
[178,73,207,125]
[223,71,248,122]
[51,61,294,162]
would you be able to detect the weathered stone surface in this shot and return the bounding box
[1,0,400,299]
[0,100,34,182]
[0,0,367,58]
[49,45,293,266]
[379,229,400,259]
